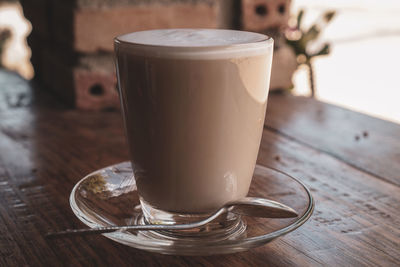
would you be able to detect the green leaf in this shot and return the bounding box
[313,43,330,57]
[286,39,306,56]
[300,25,320,47]
[297,9,305,28]
[323,11,336,23]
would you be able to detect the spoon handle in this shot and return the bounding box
[46,208,227,238]
[47,198,298,238]
[47,226,134,237]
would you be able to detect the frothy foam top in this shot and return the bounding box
[115,29,273,59]
[116,29,268,47]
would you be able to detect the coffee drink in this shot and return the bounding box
[115,29,273,214]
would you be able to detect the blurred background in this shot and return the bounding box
[0,0,399,123]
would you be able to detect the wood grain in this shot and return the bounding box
[266,93,400,186]
[256,130,400,266]
[0,71,399,266]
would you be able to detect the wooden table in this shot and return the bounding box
[1,70,399,266]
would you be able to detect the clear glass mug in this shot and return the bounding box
[114,29,273,228]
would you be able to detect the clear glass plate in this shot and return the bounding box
[70,162,314,255]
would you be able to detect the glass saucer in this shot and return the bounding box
[70,162,314,255]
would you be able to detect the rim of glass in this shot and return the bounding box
[114,29,273,58]
[69,162,314,254]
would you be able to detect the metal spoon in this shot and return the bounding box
[47,197,297,238]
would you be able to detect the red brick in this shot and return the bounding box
[73,69,119,110]
[75,0,216,9]
[241,0,291,32]
[40,46,119,110]
[73,2,220,52]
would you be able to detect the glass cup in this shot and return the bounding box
[114,29,273,229]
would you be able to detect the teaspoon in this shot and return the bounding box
[47,197,297,238]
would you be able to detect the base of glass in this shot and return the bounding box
[139,198,247,240]
[71,162,314,255]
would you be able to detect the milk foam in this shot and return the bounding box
[117,29,268,47]
[115,29,273,59]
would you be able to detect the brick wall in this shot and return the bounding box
[241,0,291,32]
[21,0,292,110]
